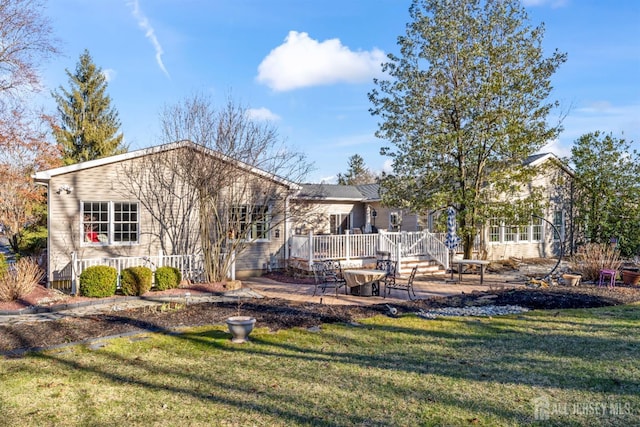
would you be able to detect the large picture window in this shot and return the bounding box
[82,201,139,245]
[231,205,270,240]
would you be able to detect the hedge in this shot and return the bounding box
[79,265,117,297]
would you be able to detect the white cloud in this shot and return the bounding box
[102,68,116,82]
[382,159,394,174]
[246,107,280,121]
[256,31,385,92]
[540,138,571,159]
[127,0,169,78]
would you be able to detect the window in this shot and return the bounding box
[231,205,270,240]
[389,211,402,231]
[504,225,517,242]
[489,219,501,242]
[553,210,564,241]
[532,217,543,241]
[82,201,139,245]
[330,213,351,235]
[113,203,139,242]
[518,224,530,242]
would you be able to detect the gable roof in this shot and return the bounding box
[33,140,301,190]
[524,152,574,176]
[294,183,381,202]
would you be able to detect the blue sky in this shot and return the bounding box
[36,0,639,183]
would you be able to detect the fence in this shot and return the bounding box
[65,251,208,294]
[289,230,449,271]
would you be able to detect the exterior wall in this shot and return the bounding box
[368,202,421,232]
[44,150,293,282]
[290,200,362,234]
[482,160,573,261]
[47,157,164,283]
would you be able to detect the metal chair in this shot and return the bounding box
[376,259,397,298]
[312,260,347,297]
[384,265,418,300]
[598,269,616,288]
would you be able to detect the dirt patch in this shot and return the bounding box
[1,279,640,356]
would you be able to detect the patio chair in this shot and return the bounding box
[384,265,418,300]
[312,260,347,297]
[376,259,398,298]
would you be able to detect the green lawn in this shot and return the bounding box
[1,304,639,426]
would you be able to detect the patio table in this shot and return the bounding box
[343,269,387,297]
[454,259,490,284]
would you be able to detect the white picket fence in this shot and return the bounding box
[289,230,450,270]
[68,251,207,294]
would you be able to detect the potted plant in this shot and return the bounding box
[226,294,256,343]
[561,273,582,287]
[621,269,640,286]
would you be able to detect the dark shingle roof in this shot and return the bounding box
[355,184,380,201]
[296,184,366,200]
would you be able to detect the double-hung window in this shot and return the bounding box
[553,210,564,241]
[231,205,270,240]
[82,201,139,245]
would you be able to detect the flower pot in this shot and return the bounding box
[622,270,640,286]
[562,273,581,287]
[226,316,256,343]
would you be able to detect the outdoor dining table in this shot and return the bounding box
[453,259,490,284]
[342,269,387,297]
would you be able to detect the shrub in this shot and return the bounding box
[570,243,622,282]
[155,266,182,291]
[79,266,117,298]
[120,266,153,296]
[0,258,44,302]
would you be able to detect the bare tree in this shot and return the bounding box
[121,94,311,281]
[0,0,58,99]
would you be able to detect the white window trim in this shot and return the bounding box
[488,219,544,244]
[389,211,402,232]
[231,205,272,242]
[80,200,140,247]
[329,212,352,235]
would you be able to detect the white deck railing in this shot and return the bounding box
[68,251,206,294]
[289,230,449,270]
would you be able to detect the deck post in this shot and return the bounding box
[71,251,78,295]
[308,230,314,266]
[396,243,403,275]
[345,230,351,260]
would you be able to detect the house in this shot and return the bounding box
[291,183,424,235]
[288,152,575,267]
[477,152,575,260]
[33,141,573,291]
[33,140,300,290]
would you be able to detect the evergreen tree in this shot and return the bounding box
[337,154,377,185]
[369,0,566,258]
[52,49,126,164]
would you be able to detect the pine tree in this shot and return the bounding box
[52,49,126,164]
[369,0,566,258]
[337,154,377,185]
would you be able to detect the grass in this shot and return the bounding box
[1,305,639,426]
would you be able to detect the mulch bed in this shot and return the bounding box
[1,279,640,356]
